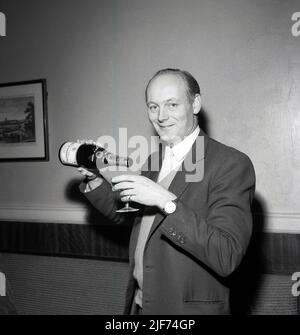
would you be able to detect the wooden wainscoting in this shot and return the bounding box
[0,221,130,261]
[0,221,300,314]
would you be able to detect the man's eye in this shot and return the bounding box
[149,105,158,112]
[168,103,178,109]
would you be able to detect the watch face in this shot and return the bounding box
[165,201,176,214]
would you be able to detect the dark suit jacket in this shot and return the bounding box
[84,130,256,315]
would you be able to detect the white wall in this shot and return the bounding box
[0,0,299,232]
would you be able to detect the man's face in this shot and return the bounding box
[146,74,198,145]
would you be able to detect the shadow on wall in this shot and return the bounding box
[197,106,210,135]
[229,193,267,315]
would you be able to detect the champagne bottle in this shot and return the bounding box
[59,141,131,172]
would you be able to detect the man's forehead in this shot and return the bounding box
[150,73,185,87]
[147,74,188,97]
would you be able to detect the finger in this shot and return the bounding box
[77,139,95,145]
[112,174,138,184]
[78,167,89,174]
[77,167,94,177]
[86,139,96,145]
[95,138,104,147]
[120,194,137,202]
[112,181,135,191]
[78,167,88,175]
[119,189,135,197]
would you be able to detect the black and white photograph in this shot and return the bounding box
[0,0,299,326]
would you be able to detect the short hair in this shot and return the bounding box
[145,68,201,102]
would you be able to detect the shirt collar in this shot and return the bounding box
[168,125,200,162]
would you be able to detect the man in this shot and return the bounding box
[79,68,255,314]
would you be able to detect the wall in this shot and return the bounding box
[0,0,299,232]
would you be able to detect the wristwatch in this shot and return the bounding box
[163,199,178,215]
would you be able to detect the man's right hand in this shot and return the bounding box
[77,167,98,180]
[77,167,104,192]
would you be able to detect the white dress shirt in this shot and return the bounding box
[158,125,200,182]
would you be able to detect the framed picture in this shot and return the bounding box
[0,79,49,161]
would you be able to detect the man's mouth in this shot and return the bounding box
[158,124,174,129]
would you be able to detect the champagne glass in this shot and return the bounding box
[112,167,139,213]
[96,161,139,213]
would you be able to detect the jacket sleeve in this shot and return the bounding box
[79,179,127,225]
[80,158,151,225]
[159,152,256,277]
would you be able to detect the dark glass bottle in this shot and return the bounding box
[59,142,131,171]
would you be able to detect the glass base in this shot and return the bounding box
[116,202,139,213]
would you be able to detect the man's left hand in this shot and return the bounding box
[111,175,177,210]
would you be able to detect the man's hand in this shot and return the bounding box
[77,167,97,179]
[77,167,104,192]
[111,175,177,210]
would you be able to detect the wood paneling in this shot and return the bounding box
[1,220,299,314]
[0,221,300,274]
[0,221,130,261]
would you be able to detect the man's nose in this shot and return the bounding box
[158,106,169,122]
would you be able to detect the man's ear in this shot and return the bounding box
[192,94,202,115]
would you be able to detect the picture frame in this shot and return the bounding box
[0,79,49,161]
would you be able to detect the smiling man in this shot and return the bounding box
[146,70,201,145]
[79,68,256,315]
